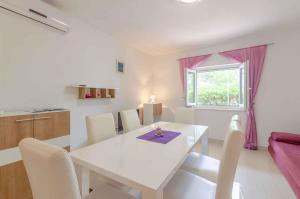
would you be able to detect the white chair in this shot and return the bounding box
[86,113,117,188]
[86,113,116,145]
[19,138,136,199]
[86,113,139,196]
[174,107,195,124]
[120,109,141,133]
[181,115,241,183]
[164,116,243,199]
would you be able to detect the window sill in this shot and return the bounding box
[189,106,246,112]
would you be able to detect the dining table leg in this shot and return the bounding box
[78,166,90,198]
[201,130,208,155]
[142,188,163,199]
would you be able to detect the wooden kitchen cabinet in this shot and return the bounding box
[0,115,34,150]
[33,111,70,140]
[0,161,32,199]
[52,111,70,138]
[33,113,53,140]
[0,110,70,199]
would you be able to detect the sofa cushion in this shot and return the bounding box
[271,132,300,145]
[269,138,300,196]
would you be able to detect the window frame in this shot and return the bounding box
[185,68,197,106]
[186,63,247,111]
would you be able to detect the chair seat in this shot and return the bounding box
[85,183,137,199]
[164,170,216,199]
[181,152,219,183]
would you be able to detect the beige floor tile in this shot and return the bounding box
[202,139,296,199]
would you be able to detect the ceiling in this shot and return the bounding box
[44,0,300,56]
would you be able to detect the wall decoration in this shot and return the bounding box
[116,60,124,73]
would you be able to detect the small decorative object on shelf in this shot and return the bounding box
[155,127,164,137]
[85,93,92,98]
[96,89,101,98]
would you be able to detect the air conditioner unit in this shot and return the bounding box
[0,0,69,32]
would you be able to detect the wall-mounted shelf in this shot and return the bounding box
[70,85,117,100]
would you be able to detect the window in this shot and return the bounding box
[186,63,246,110]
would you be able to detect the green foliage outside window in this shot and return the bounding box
[197,68,241,106]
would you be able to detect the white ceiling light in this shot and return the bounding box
[177,0,202,4]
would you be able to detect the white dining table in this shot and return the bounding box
[70,122,208,199]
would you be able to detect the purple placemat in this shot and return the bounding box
[137,130,181,144]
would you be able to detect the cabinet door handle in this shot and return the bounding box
[34,117,51,120]
[15,118,34,122]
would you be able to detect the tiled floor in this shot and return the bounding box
[204,139,296,199]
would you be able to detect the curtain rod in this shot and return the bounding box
[219,42,274,53]
[178,42,274,60]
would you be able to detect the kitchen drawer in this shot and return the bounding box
[0,115,34,150]
[33,111,70,140]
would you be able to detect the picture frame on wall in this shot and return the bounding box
[116,60,124,73]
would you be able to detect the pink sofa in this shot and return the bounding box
[268,132,300,198]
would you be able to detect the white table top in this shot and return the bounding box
[70,122,208,192]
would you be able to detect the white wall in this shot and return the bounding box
[152,26,300,147]
[2,5,300,148]
[0,9,153,148]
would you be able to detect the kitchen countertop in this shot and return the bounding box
[0,109,70,117]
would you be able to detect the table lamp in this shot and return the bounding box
[149,95,156,103]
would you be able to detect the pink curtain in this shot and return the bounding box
[219,45,268,150]
[178,54,212,89]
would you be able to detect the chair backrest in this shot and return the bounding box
[86,113,116,145]
[174,107,195,124]
[19,138,81,199]
[215,115,243,199]
[120,109,141,133]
